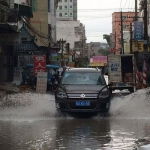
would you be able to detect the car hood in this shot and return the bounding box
[59,84,107,93]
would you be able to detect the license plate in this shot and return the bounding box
[76,101,90,106]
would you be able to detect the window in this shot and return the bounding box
[30,0,37,11]
[122,16,127,21]
[70,5,72,9]
[123,24,126,30]
[59,0,62,2]
[64,5,67,9]
[70,0,72,2]
[64,0,67,2]
[61,72,105,85]
[65,13,68,16]
[59,13,62,17]
[59,6,62,9]
[70,13,72,16]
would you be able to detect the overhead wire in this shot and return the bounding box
[128,0,131,11]
[0,4,55,46]
[0,4,64,45]
[122,0,129,9]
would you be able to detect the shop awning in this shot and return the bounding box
[14,3,33,18]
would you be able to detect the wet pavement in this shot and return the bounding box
[0,88,150,150]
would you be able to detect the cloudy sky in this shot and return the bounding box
[78,0,136,43]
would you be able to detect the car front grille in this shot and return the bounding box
[67,93,98,99]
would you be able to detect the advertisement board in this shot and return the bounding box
[134,21,143,40]
[92,56,107,63]
[36,72,47,93]
[124,42,130,54]
[132,41,150,52]
[33,55,46,76]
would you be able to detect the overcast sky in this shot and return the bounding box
[78,0,136,43]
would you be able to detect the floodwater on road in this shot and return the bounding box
[0,88,150,150]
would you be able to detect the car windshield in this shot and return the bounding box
[61,72,106,85]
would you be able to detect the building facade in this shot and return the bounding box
[48,0,58,43]
[112,12,135,54]
[25,0,49,46]
[56,0,77,21]
[56,20,81,49]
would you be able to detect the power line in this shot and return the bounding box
[128,0,131,11]
[122,0,129,9]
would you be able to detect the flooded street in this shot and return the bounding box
[0,89,150,150]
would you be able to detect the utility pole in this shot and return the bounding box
[60,39,66,67]
[130,23,133,54]
[121,11,124,54]
[135,0,138,52]
[143,0,148,58]
[114,31,116,53]
[142,0,148,88]
[134,0,139,91]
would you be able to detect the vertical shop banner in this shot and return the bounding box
[36,72,47,93]
[134,21,143,40]
[124,42,130,54]
[34,55,46,76]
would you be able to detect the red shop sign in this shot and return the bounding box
[34,55,46,76]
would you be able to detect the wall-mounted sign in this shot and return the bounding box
[134,21,143,40]
[124,42,130,54]
[36,72,47,93]
[34,55,46,76]
[132,41,150,52]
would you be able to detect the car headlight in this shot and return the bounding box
[99,88,109,98]
[57,91,67,99]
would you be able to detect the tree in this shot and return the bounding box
[103,34,111,47]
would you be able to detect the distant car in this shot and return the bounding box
[55,68,111,113]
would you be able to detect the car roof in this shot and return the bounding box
[65,68,102,73]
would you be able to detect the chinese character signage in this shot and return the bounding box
[134,21,143,40]
[36,72,47,93]
[34,55,46,76]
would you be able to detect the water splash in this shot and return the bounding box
[0,92,59,120]
[109,88,150,119]
[0,88,150,120]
